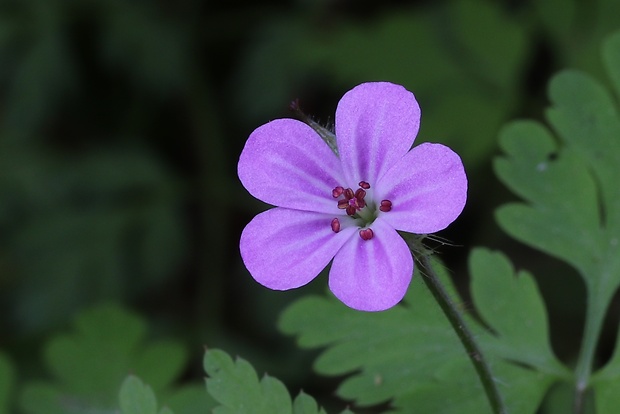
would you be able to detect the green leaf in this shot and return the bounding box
[160,384,218,414]
[602,30,620,98]
[470,249,570,377]
[118,375,181,414]
[494,120,600,275]
[19,384,65,414]
[204,349,332,414]
[119,376,159,414]
[0,352,14,414]
[494,30,620,407]
[592,343,620,414]
[280,254,561,413]
[495,68,620,297]
[19,304,188,414]
[293,392,327,414]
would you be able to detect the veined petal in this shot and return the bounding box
[240,208,356,290]
[238,118,344,214]
[376,143,467,234]
[328,218,413,311]
[335,82,420,187]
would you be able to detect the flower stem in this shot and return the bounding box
[408,237,508,414]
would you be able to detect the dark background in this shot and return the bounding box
[1,0,619,411]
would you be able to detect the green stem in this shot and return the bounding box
[573,285,611,414]
[409,238,507,414]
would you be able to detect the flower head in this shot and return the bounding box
[238,82,467,311]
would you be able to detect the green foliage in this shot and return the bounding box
[534,0,620,78]
[280,251,565,413]
[591,38,620,414]
[494,29,620,410]
[495,31,620,296]
[0,146,187,332]
[236,0,528,165]
[592,333,620,414]
[18,304,214,414]
[204,348,336,414]
[604,31,620,97]
[119,376,174,414]
[0,352,13,414]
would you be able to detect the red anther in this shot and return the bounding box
[346,205,356,216]
[332,186,344,198]
[379,200,392,212]
[344,188,355,200]
[359,228,374,240]
[359,181,370,189]
[354,188,366,200]
[337,199,349,209]
[331,218,341,233]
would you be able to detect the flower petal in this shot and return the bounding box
[240,208,356,290]
[328,218,413,311]
[335,82,421,186]
[376,142,467,234]
[238,118,344,214]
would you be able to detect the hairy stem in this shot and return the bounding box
[408,237,507,414]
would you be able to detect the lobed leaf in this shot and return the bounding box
[470,248,570,378]
[119,376,159,414]
[204,349,333,414]
[18,304,213,414]
[495,66,620,299]
[118,375,178,414]
[592,334,620,414]
[280,252,563,413]
[494,30,620,408]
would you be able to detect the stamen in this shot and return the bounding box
[346,205,356,216]
[359,228,374,241]
[359,181,370,189]
[354,189,366,209]
[332,186,344,198]
[337,199,349,209]
[344,188,355,200]
[379,200,392,212]
[331,218,341,233]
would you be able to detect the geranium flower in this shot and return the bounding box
[238,82,467,311]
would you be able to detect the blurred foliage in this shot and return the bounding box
[0,0,618,412]
[18,304,214,413]
[0,352,13,414]
[495,28,620,413]
[119,376,175,414]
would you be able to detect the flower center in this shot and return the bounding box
[330,181,392,241]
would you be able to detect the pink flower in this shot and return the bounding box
[238,82,467,311]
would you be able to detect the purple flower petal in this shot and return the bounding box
[328,218,413,311]
[238,119,344,214]
[335,82,421,187]
[376,142,467,234]
[240,208,356,290]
